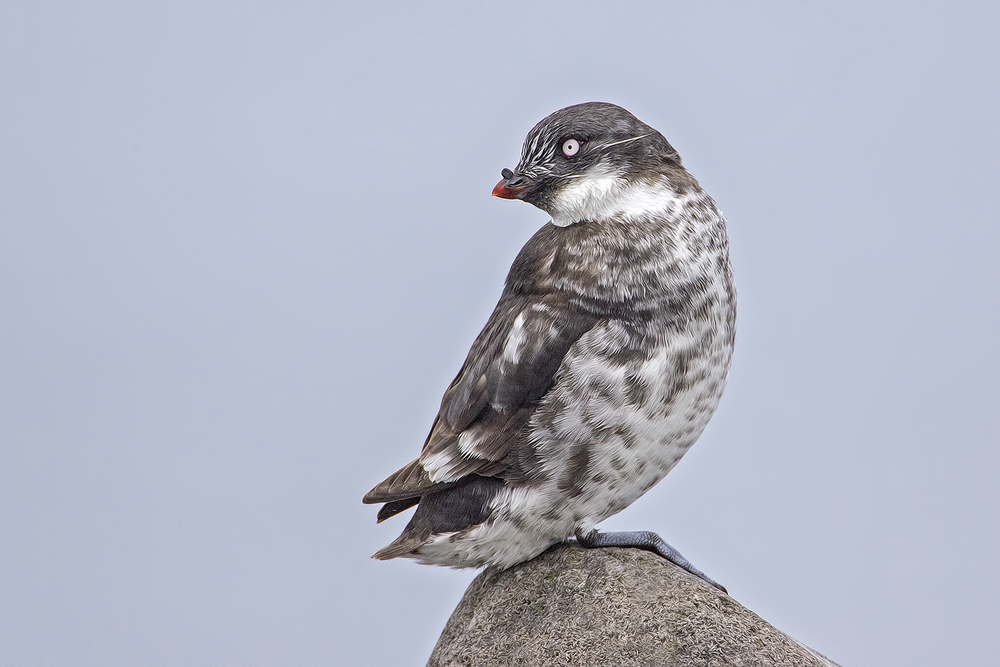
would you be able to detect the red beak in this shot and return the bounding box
[492,178,531,200]
[493,180,520,199]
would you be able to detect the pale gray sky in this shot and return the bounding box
[2,2,998,665]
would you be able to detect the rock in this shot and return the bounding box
[428,544,839,667]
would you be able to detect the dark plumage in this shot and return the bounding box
[364,103,736,583]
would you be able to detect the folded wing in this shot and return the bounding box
[363,292,598,510]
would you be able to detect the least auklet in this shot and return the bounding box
[363,102,736,591]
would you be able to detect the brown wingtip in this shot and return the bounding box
[363,458,443,504]
[361,488,382,505]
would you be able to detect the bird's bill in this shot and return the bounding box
[492,176,532,199]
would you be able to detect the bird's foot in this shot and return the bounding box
[575,529,727,593]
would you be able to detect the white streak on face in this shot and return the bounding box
[502,312,527,364]
[548,166,684,227]
[592,133,649,150]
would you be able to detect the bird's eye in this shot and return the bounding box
[561,138,580,157]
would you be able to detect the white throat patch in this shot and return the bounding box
[548,166,681,227]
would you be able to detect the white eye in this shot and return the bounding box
[561,138,580,157]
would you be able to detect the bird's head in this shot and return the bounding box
[493,102,682,227]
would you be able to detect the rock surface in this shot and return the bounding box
[428,544,839,667]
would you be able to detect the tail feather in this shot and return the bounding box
[372,533,426,561]
[370,476,506,564]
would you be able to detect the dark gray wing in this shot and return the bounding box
[363,292,597,504]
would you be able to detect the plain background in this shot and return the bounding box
[2,2,998,665]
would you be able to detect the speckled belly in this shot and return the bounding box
[412,317,732,570]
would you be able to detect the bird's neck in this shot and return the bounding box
[507,183,731,313]
[547,175,690,228]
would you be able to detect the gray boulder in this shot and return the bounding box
[428,543,839,667]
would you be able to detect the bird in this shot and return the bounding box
[363,102,736,591]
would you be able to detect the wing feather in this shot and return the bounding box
[420,294,596,481]
[363,457,444,504]
[364,292,598,508]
